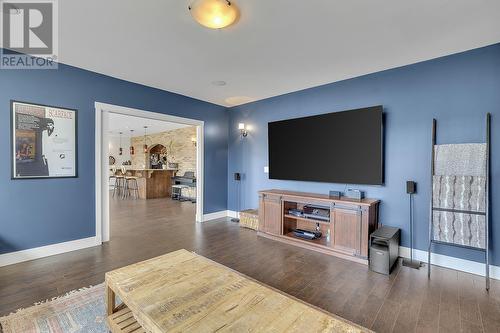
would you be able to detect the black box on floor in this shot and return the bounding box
[369,226,400,275]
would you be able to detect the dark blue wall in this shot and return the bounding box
[0,60,228,254]
[228,43,500,265]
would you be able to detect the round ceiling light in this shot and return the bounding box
[188,0,239,29]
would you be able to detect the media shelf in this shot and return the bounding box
[283,214,330,225]
[258,189,380,265]
[284,232,329,247]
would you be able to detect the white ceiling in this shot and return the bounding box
[108,113,190,137]
[15,1,500,106]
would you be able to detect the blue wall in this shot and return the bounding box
[2,43,500,264]
[228,43,500,265]
[0,60,228,254]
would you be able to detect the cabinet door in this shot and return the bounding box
[259,194,281,235]
[332,207,362,255]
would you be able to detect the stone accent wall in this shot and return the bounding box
[131,126,196,176]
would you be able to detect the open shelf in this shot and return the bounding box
[284,214,330,225]
[284,232,330,247]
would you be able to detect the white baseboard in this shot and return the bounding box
[202,210,240,222]
[202,210,230,222]
[0,236,101,268]
[399,246,500,280]
[227,210,239,219]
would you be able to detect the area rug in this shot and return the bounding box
[0,283,108,333]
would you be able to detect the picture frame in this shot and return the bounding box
[11,100,78,179]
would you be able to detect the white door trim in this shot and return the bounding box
[95,102,205,243]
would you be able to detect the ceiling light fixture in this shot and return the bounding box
[143,126,149,153]
[129,130,135,155]
[188,0,239,29]
[119,132,123,156]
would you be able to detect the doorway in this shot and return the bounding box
[95,102,204,243]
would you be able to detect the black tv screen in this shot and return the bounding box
[268,106,383,185]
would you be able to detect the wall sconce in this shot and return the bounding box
[191,137,197,147]
[238,123,248,137]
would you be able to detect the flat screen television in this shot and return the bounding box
[268,106,383,185]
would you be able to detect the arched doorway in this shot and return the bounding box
[148,144,166,169]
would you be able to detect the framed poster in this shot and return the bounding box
[11,100,78,179]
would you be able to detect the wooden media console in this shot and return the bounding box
[258,189,380,264]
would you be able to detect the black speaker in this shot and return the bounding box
[234,172,241,181]
[406,181,416,194]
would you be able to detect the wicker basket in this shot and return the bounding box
[239,209,259,230]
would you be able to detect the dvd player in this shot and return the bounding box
[288,209,304,217]
[303,204,330,221]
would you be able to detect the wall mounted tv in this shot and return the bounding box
[268,106,384,185]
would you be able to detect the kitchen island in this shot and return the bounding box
[113,168,177,199]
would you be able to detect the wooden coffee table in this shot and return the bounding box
[105,249,370,332]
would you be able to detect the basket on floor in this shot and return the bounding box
[239,209,259,230]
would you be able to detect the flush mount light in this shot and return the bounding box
[188,0,239,29]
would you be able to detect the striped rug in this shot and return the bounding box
[0,284,108,333]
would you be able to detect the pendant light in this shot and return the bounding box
[119,132,123,156]
[143,126,148,153]
[129,130,135,155]
[188,0,239,29]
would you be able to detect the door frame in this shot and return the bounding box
[95,102,204,243]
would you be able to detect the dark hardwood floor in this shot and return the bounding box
[1,197,500,332]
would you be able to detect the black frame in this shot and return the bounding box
[10,100,78,179]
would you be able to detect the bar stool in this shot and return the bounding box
[124,175,139,199]
[109,166,117,191]
[119,166,129,199]
[112,167,125,198]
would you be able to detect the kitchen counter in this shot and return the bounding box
[111,167,177,199]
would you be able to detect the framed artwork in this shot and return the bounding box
[11,100,78,179]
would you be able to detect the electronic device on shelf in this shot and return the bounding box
[293,229,322,240]
[303,205,330,221]
[346,189,365,201]
[329,190,342,199]
[288,209,304,217]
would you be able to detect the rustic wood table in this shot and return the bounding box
[105,249,369,333]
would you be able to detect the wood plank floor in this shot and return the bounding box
[1,197,500,332]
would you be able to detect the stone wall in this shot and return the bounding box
[131,126,196,176]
